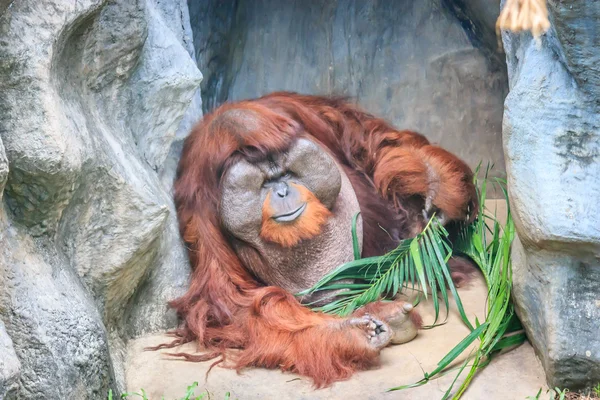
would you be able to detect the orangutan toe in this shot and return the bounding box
[346,314,392,349]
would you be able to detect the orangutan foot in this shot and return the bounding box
[352,300,422,345]
[386,302,421,344]
[345,314,393,349]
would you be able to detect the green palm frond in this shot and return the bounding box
[389,165,525,399]
[299,215,472,328]
[437,167,525,399]
[299,163,525,399]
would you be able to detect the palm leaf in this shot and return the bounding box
[300,216,466,325]
[412,166,524,399]
[388,322,488,391]
[299,163,525,399]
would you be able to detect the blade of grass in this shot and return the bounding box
[351,212,361,261]
[388,322,488,391]
[410,237,429,299]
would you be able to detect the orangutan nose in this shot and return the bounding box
[275,181,289,198]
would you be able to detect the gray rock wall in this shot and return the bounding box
[0,0,201,398]
[502,0,600,391]
[0,297,19,399]
[189,0,507,184]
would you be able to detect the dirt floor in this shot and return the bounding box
[127,270,549,400]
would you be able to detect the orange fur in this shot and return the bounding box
[156,92,478,387]
[372,144,477,221]
[418,146,477,220]
[260,183,332,247]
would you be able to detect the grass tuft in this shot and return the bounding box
[109,382,232,400]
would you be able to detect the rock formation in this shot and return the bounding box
[0,0,201,397]
[503,0,600,390]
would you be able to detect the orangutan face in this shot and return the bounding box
[220,137,361,293]
[221,137,342,245]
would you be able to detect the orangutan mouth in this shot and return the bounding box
[273,203,307,222]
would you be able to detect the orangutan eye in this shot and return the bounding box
[263,171,293,187]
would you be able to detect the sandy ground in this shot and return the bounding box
[127,271,548,400]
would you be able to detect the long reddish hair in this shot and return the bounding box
[170,100,300,342]
[157,92,476,386]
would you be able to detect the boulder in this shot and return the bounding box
[502,0,600,390]
[0,0,201,397]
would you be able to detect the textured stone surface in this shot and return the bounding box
[189,0,508,185]
[502,0,600,390]
[448,0,502,55]
[0,137,7,198]
[0,0,11,16]
[0,0,201,397]
[0,321,20,400]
